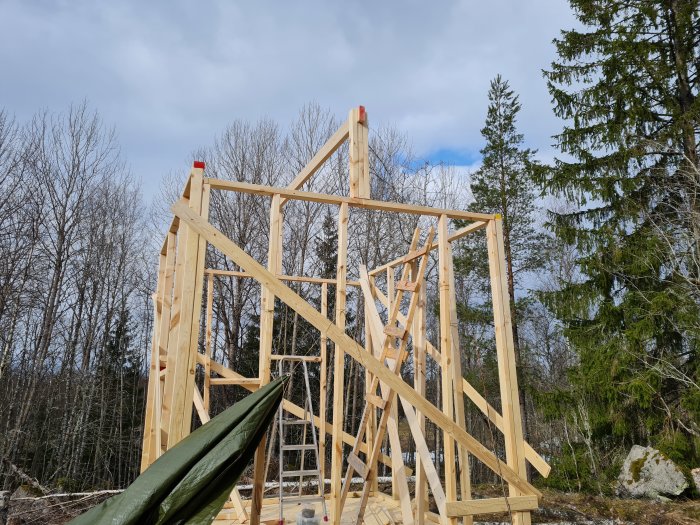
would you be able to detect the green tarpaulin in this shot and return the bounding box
[70,375,287,525]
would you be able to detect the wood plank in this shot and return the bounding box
[205,178,496,222]
[269,355,322,362]
[171,201,541,498]
[251,193,283,525]
[204,273,214,413]
[331,201,349,523]
[486,218,531,525]
[445,496,538,517]
[439,215,472,525]
[347,452,368,479]
[181,178,210,439]
[204,269,360,287]
[438,215,458,525]
[281,120,350,204]
[412,259,428,525]
[319,283,328,486]
[348,106,370,199]
[210,377,262,386]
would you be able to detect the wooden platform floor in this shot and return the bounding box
[214,494,403,524]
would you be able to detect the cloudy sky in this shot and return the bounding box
[1,1,576,198]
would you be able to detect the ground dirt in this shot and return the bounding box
[3,485,699,524]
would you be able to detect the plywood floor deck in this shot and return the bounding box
[214,493,403,524]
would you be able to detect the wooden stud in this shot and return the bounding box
[349,106,370,199]
[438,215,458,525]
[412,259,428,525]
[281,120,350,204]
[319,282,328,487]
[205,178,496,222]
[330,201,349,524]
[204,273,214,413]
[445,496,538,517]
[486,218,531,525]
[250,193,283,525]
[181,177,210,439]
[439,215,472,525]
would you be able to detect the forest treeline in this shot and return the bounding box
[1,0,698,496]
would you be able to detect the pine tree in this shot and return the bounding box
[541,0,700,472]
[463,76,545,454]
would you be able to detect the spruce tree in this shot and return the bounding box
[542,0,700,471]
[466,75,544,453]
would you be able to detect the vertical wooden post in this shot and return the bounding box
[365,275,379,495]
[203,273,214,414]
[444,220,472,525]
[349,106,370,199]
[142,243,167,469]
[161,218,187,448]
[181,176,210,439]
[486,217,531,525]
[437,214,458,525]
[250,193,283,525]
[412,260,427,525]
[163,165,207,446]
[154,231,177,458]
[386,266,400,500]
[319,282,328,492]
[330,201,349,524]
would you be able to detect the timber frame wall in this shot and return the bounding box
[141,107,550,525]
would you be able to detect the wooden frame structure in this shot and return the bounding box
[141,107,550,525]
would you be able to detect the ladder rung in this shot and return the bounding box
[383,325,406,339]
[281,469,321,477]
[280,495,326,504]
[347,452,368,479]
[365,393,386,409]
[282,418,312,425]
[271,355,322,362]
[396,280,418,292]
[282,444,317,451]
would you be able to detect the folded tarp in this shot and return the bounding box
[70,375,287,525]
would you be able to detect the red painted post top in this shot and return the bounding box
[358,105,366,123]
[193,160,206,169]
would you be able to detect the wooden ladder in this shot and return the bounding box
[338,227,435,524]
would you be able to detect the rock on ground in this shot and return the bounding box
[617,445,688,499]
[692,468,700,493]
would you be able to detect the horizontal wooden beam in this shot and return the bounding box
[175,201,538,497]
[281,120,350,205]
[445,495,538,517]
[204,179,496,222]
[368,220,487,276]
[270,355,322,362]
[204,268,360,287]
[209,377,261,386]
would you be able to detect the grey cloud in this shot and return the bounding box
[0,0,575,196]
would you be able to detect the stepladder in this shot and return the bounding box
[338,227,435,525]
[275,355,329,524]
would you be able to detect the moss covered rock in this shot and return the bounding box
[617,445,688,499]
